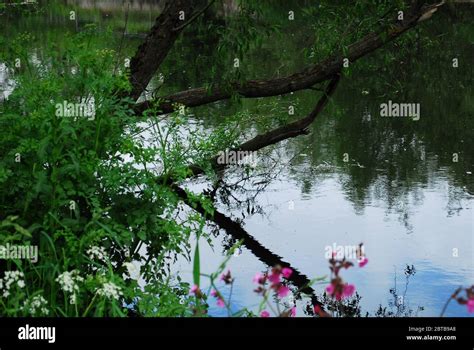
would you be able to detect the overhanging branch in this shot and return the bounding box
[135,1,444,115]
[128,0,213,101]
[162,73,340,183]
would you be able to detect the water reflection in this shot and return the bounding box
[0,63,15,101]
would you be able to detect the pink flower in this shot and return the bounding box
[290,306,296,317]
[343,284,355,298]
[467,299,474,313]
[268,272,281,284]
[325,283,334,294]
[190,284,199,294]
[220,270,233,284]
[358,257,369,268]
[209,289,226,308]
[216,298,225,308]
[253,272,265,284]
[282,267,293,279]
[277,285,290,298]
[260,310,270,317]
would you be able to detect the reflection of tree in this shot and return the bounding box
[318,292,364,317]
[159,6,473,222]
[281,8,473,217]
[375,264,424,317]
[446,185,471,217]
[305,264,424,317]
[173,184,327,311]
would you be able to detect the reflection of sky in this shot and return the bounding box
[0,63,16,101]
[173,166,473,317]
[406,262,472,317]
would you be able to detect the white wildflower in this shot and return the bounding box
[56,270,83,304]
[96,282,123,301]
[0,270,26,298]
[86,246,108,263]
[23,295,49,316]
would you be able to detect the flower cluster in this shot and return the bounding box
[86,246,109,263]
[189,271,234,309]
[190,284,201,296]
[325,244,368,302]
[326,277,355,301]
[188,284,208,316]
[210,289,225,308]
[22,295,49,316]
[56,270,83,304]
[253,265,292,298]
[0,271,25,298]
[253,265,295,317]
[208,270,234,308]
[96,281,123,301]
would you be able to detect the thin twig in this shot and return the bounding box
[114,2,130,75]
[440,287,462,317]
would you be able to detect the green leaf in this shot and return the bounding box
[12,223,32,238]
[192,241,200,287]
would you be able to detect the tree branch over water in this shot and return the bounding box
[134,1,445,115]
[128,0,207,101]
[187,73,340,179]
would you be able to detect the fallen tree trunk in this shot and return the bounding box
[134,1,444,115]
[128,0,196,101]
